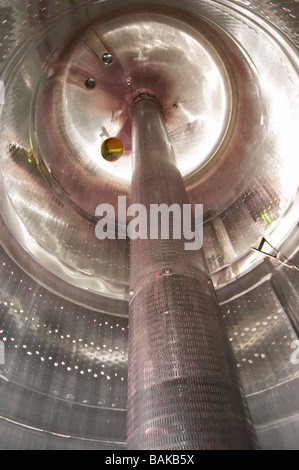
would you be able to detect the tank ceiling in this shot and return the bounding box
[0,0,298,450]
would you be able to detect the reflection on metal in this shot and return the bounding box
[0,0,298,451]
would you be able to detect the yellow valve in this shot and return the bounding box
[101,138,124,162]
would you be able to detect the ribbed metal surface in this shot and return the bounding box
[220,266,299,449]
[0,0,298,450]
[0,244,128,450]
[127,97,258,450]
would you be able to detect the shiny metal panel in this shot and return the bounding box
[0,245,128,449]
[0,0,297,297]
[220,275,299,449]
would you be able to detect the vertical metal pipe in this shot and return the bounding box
[127,95,259,450]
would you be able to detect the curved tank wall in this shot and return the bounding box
[0,0,298,450]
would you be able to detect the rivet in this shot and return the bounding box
[102,52,113,65]
[85,78,96,89]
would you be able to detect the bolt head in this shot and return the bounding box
[102,52,113,65]
[85,78,96,89]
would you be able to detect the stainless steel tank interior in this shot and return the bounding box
[0,0,298,450]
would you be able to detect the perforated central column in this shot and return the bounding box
[127,96,259,450]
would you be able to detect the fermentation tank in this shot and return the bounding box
[0,0,298,450]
